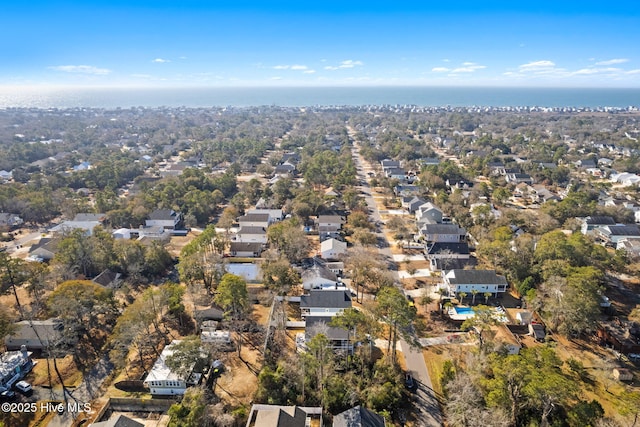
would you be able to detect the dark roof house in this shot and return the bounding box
[334,405,386,427]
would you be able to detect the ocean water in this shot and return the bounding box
[0,86,639,109]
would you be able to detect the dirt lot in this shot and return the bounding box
[31,355,83,388]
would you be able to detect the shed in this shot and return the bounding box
[529,323,546,341]
[516,311,533,325]
[613,367,633,381]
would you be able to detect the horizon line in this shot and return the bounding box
[3,84,640,91]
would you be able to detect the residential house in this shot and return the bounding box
[50,220,102,236]
[403,197,427,214]
[505,173,534,185]
[532,186,561,203]
[575,158,597,169]
[380,159,401,170]
[443,269,508,297]
[238,213,270,229]
[610,172,640,187]
[385,167,407,181]
[235,226,267,244]
[92,269,122,289]
[302,264,339,290]
[27,238,58,262]
[305,317,352,354]
[73,213,106,223]
[446,179,473,190]
[300,289,352,318]
[594,224,640,246]
[414,202,443,223]
[90,414,144,427]
[597,319,640,354]
[417,223,466,243]
[112,228,132,240]
[200,328,231,346]
[4,319,64,352]
[425,242,474,271]
[393,184,420,197]
[246,404,323,427]
[617,238,640,258]
[320,238,347,260]
[420,157,440,166]
[73,161,91,171]
[598,158,614,167]
[0,347,33,392]
[580,216,616,235]
[333,405,386,427]
[488,325,521,355]
[0,170,12,182]
[135,226,170,243]
[487,161,506,176]
[537,162,558,170]
[274,162,296,176]
[247,209,283,224]
[229,242,264,258]
[145,209,183,230]
[281,152,301,165]
[317,215,345,241]
[144,340,202,396]
[324,187,340,198]
[324,261,344,276]
[0,213,23,229]
[194,306,224,324]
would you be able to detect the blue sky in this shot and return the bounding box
[3,1,640,88]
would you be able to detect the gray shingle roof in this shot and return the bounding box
[300,290,352,309]
[446,269,507,285]
[334,405,386,427]
[426,242,470,255]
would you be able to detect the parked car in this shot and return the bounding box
[405,374,418,391]
[15,381,32,394]
[1,390,16,400]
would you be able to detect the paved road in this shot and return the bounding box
[44,356,114,427]
[400,341,444,427]
[350,133,444,426]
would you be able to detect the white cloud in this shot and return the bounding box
[152,58,171,63]
[339,60,363,68]
[303,70,316,74]
[519,60,556,70]
[451,63,486,73]
[595,58,628,66]
[626,69,640,75]
[48,65,111,75]
[572,67,621,75]
[431,62,486,74]
[273,64,310,71]
[324,60,364,71]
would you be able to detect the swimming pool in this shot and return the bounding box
[448,305,509,322]
[453,306,475,315]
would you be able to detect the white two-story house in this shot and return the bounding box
[443,269,508,298]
